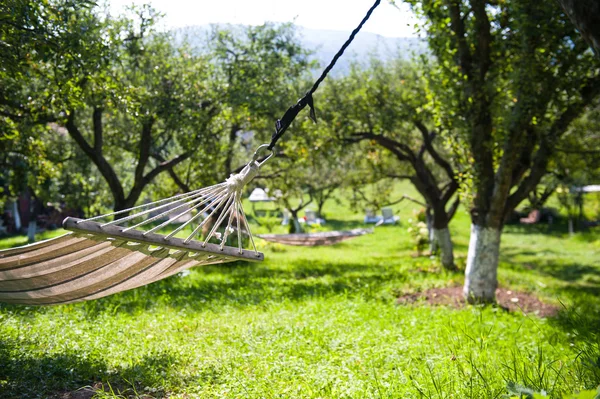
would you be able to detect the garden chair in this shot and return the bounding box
[364,209,383,224]
[304,210,325,225]
[381,207,400,225]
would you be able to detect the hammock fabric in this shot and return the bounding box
[0,219,262,305]
[258,228,372,246]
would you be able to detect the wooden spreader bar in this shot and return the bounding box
[63,217,264,262]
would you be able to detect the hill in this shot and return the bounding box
[176,25,427,74]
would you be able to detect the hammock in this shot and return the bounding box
[258,228,372,246]
[0,0,382,305]
[0,228,261,305]
[0,159,266,305]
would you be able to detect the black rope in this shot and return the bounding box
[267,0,381,151]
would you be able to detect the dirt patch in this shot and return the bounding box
[397,286,559,317]
[50,384,99,399]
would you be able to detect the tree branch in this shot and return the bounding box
[141,152,191,187]
[447,0,473,79]
[350,132,415,162]
[66,110,125,205]
[150,153,192,193]
[446,197,460,221]
[505,75,600,215]
[414,120,456,181]
[385,194,427,208]
[92,107,103,152]
[134,118,154,186]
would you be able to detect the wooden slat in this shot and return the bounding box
[64,217,263,262]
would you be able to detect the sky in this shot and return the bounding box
[107,0,418,38]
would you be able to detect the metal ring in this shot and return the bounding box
[251,143,274,166]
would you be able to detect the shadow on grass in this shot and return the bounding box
[0,337,107,399]
[504,219,600,238]
[500,242,600,285]
[0,337,217,399]
[73,259,410,315]
[550,303,600,385]
[325,218,377,230]
[501,257,600,286]
[504,223,564,237]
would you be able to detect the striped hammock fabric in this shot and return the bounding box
[0,220,262,305]
[258,228,372,246]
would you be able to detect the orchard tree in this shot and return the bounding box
[1,0,96,204]
[2,4,220,213]
[204,23,312,177]
[407,0,600,301]
[259,120,353,233]
[320,59,460,270]
[63,6,220,213]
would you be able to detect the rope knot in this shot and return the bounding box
[226,161,260,192]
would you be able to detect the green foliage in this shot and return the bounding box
[407,218,429,254]
[254,210,281,233]
[1,2,315,215]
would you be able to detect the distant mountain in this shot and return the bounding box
[175,25,427,75]
[297,27,427,73]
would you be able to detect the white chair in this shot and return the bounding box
[381,207,400,225]
[281,209,290,226]
[364,209,383,224]
[304,210,325,225]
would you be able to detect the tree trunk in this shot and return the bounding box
[13,201,21,231]
[463,224,501,303]
[426,208,437,254]
[288,210,303,234]
[433,227,455,270]
[431,207,456,271]
[558,0,600,57]
[317,201,325,219]
[27,197,38,243]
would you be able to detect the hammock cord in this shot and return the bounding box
[267,0,382,151]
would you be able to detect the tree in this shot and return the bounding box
[0,0,106,237]
[407,0,600,301]
[259,118,353,233]
[2,4,220,214]
[319,59,460,270]
[1,0,96,207]
[539,101,600,232]
[202,23,312,177]
[63,6,221,213]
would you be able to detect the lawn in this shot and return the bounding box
[1,182,599,398]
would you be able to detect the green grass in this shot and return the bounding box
[1,181,599,398]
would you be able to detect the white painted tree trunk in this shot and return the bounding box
[13,202,22,231]
[463,224,501,303]
[433,227,454,270]
[27,221,37,243]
